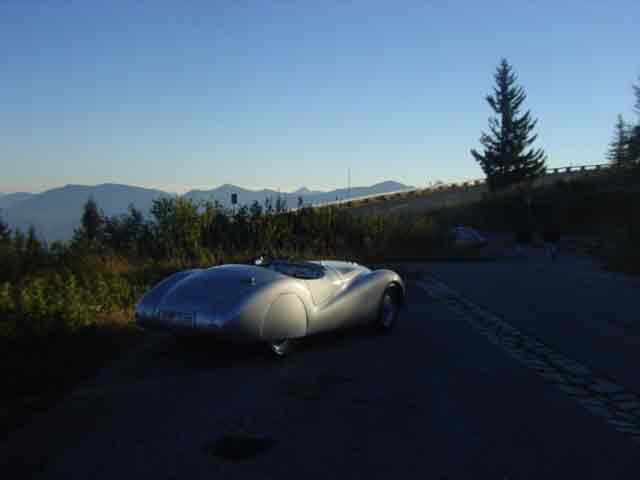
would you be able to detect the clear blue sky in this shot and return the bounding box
[1,0,638,194]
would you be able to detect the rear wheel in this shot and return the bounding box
[376,288,400,332]
[175,334,204,349]
[268,338,294,357]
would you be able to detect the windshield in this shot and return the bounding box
[260,260,325,279]
[312,260,363,275]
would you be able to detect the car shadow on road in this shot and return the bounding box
[169,324,380,363]
[91,324,386,393]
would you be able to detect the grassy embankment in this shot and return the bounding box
[406,166,640,272]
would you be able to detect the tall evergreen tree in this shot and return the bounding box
[275,194,287,213]
[79,197,105,244]
[606,114,630,166]
[25,226,42,255]
[13,228,25,252]
[24,226,44,269]
[249,200,263,220]
[628,76,640,164]
[471,59,547,191]
[634,76,640,116]
[628,125,640,165]
[0,212,11,244]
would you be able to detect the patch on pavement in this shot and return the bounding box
[415,277,640,446]
[202,433,277,462]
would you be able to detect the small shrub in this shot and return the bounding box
[0,282,16,337]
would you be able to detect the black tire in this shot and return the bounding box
[375,287,400,332]
[267,338,294,357]
[174,334,205,349]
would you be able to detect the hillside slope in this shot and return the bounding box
[183,180,413,208]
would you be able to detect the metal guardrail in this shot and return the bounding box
[547,163,610,174]
[306,162,619,210]
[310,188,417,209]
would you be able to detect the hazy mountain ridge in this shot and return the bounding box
[0,192,35,210]
[183,180,412,208]
[1,180,413,241]
[293,187,323,195]
[2,184,172,241]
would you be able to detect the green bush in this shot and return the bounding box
[0,282,16,338]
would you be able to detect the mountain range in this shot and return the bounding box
[0,181,413,241]
[0,192,35,210]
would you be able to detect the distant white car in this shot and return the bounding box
[450,227,488,248]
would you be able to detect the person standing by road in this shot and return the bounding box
[542,211,561,260]
[513,194,534,257]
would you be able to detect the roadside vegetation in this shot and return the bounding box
[425,165,640,272]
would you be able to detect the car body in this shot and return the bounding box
[135,259,405,354]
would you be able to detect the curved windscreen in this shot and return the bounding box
[314,260,363,275]
[260,260,325,279]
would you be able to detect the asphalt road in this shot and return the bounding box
[2,251,640,479]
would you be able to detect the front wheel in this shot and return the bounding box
[375,288,400,332]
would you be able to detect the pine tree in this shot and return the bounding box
[629,77,640,164]
[25,226,44,270]
[25,226,42,255]
[13,228,25,252]
[249,200,263,220]
[628,125,640,165]
[471,59,547,191]
[80,197,104,243]
[634,76,640,117]
[275,195,287,213]
[606,114,630,166]
[0,213,11,244]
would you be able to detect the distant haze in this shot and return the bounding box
[0,181,413,241]
[0,192,35,210]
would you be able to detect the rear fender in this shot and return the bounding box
[261,293,308,341]
[135,269,201,324]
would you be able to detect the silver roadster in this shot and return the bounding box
[135,259,405,356]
